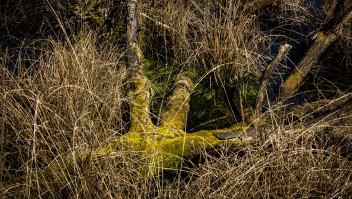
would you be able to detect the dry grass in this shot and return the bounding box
[1,0,352,198]
[0,34,130,197]
[139,0,271,83]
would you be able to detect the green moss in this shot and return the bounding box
[6,128,244,193]
[259,122,271,127]
[158,125,185,137]
[97,127,242,176]
[136,45,143,61]
[129,76,156,133]
[280,71,303,98]
[160,74,193,131]
[315,32,326,41]
[161,96,189,130]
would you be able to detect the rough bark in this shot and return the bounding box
[279,6,352,99]
[291,94,352,128]
[214,96,352,147]
[126,0,142,79]
[126,0,154,130]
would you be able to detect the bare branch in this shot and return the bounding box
[254,44,291,116]
[126,0,142,79]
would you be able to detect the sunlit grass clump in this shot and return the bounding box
[1,0,352,198]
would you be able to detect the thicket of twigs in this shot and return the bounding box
[1,0,352,198]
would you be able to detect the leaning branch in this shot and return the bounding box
[140,12,176,32]
[254,44,291,117]
[279,6,352,99]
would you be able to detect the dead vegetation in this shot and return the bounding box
[1,0,352,198]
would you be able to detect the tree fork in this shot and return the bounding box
[4,1,352,197]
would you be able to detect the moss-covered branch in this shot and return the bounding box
[279,6,352,99]
[5,1,352,198]
[160,72,193,133]
[129,76,155,133]
[126,0,155,134]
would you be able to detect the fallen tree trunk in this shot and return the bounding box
[3,1,352,197]
[59,0,352,177]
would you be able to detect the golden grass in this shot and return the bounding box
[1,0,352,198]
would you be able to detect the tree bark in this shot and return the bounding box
[126,0,155,132]
[279,6,352,99]
[126,0,142,79]
[4,1,352,197]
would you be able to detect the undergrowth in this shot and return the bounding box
[1,0,352,198]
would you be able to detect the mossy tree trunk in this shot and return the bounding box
[116,0,244,172]
[279,5,352,99]
[67,0,352,171]
[4,1,352,197]
[118,1,352,169]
